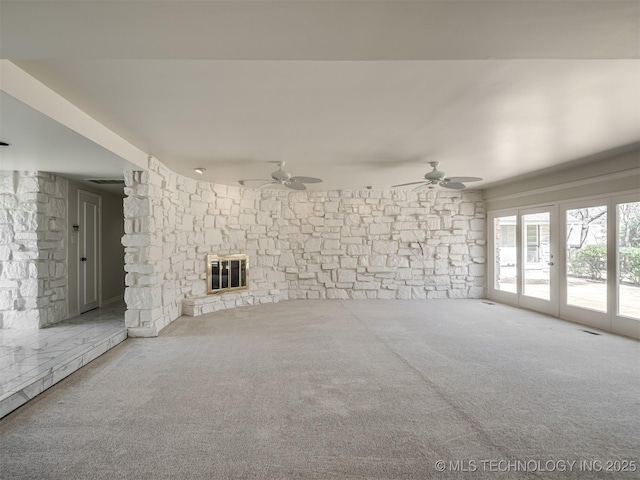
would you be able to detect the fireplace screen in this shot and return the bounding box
[207,254,248,294]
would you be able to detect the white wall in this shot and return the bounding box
[101,192,126,303]
[122,158,486,337]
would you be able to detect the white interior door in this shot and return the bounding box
[79,191,100,313]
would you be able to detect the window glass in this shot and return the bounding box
[494,216,517,293]
[566,206,607,312]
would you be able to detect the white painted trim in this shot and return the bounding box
[558,198,612,331]
[485,168,640,203]
[518,205,559,317]
[487,209,519,304]
[65,180,71,321]
[0,60,148,169]
[612,192,640,339]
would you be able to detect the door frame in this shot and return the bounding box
[518,205,558,316]
[487,208,519,307]
[489,189,640,340]
[488,205,558,315]
[559,197,611,331]
[612,192,640,338]
[77,189,102,313]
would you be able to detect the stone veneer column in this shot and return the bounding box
[0,171,68,329]
[122,170,164,337]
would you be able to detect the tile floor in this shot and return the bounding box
[0,302,127,418]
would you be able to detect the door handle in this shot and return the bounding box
[547,262,554,266]
[81,257,87,262]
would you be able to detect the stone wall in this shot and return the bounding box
[280,189,485,300]
[122,159,282,336]
[123,158,486,336]
[0,171,68,328]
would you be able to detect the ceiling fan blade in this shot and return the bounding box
[391,181,427,188]
[257,182,274,189]
[285,181,307,191]
[290,176,322,184]
[412,183,433,192]
[240,178,271,183]
[444,176,483,183]
[440,181,466,190]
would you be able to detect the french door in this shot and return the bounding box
[490,192,640,339]
[489,206,558,315]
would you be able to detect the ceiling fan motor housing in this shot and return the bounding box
[425,170,445,181]
[272,169,292,182]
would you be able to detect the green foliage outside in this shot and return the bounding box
[568,245,640,285]
[568,246,607,281]
[620,247,640,285]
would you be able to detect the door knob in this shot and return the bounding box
[81,257,87,262]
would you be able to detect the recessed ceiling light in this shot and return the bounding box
[194,167,206,175]
[0,141,10,147]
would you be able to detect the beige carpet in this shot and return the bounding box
[1,299,638,479]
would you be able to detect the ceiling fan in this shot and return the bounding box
[392,162,482,190]
[239,161,323,190]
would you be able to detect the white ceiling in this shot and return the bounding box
[1,1,639,191]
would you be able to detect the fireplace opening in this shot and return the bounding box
[207,254,248,294]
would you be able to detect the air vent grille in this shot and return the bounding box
[86,179,125,185]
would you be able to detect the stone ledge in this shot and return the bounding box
[182,290,280,317]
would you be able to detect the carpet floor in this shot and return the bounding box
[1,299,638,479]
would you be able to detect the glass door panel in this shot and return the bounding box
[618,201,640,319]
[494,215,517,294]
[565,206,607,312]
[522,212,551,300]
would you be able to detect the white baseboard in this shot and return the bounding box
[102,295,124,306]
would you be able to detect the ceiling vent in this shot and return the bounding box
[86,179,125,185]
